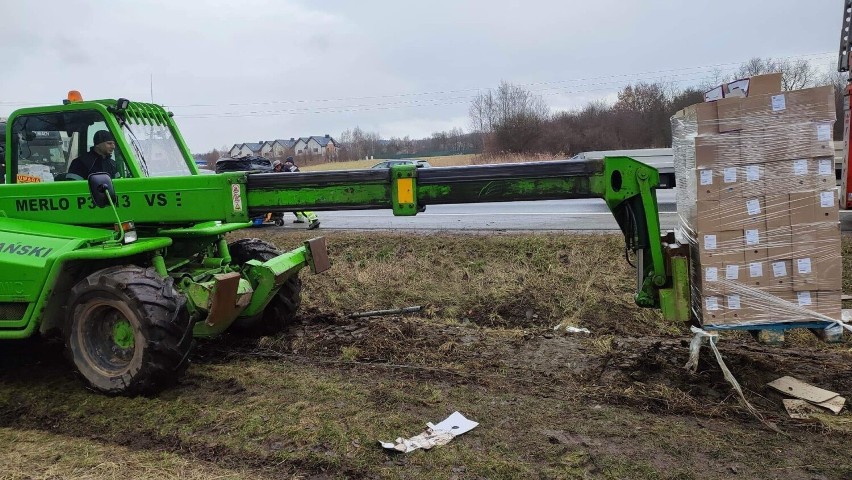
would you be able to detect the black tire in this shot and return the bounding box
[228,238,302,336]
[65,266,193,395]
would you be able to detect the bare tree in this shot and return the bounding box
[468,81,550,153]
[735,57,816,91]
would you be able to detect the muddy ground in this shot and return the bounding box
[1,232,851,479]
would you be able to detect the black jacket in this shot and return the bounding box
[68,149,118,179]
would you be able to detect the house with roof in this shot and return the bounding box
[229,142,264,158]
[260,138,298,159]
[293,135,340,159]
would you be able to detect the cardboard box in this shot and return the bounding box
[785,86,837,121]
[739,129,766,164]
[716,97,743,132]
[700,294,725,324]
[766,226,792,260]
[724,293,745,323]
[766,259,793,291]
[739,92,783,129]
[766,159,815,191]
[780,123,835,158]
[815,189,839,223]
[740,164,765,197]
[746,260,768,287]
[789,192,818,225]
[745,73,782,96]
[817,255,842,291]
[792,256,818,291]
[817,290,842,321]
[694,200,720,232]
[722,261,745,284]
[742,227,767,263]
[791,223,841,256]
[719,197,765,229]
[741,87,835,123]
[701,263,725,296]
[771,290,815,323]
[764,195,791,229]
[695,134,740,167]
[695,169,719,201]
[698,231,744,266]
[719,165,740,197]
[682,102,720,136]
[814,157,836,189]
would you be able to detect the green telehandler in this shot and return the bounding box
[0,93,689,395]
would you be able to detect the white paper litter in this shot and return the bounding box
[380,412,478,453]
[553,323,591,334]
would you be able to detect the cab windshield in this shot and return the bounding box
[121,122,191,177]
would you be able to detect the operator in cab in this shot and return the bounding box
[67,130,118,179]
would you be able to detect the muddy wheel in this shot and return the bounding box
[228,238,302,336]
[65,266,193,395]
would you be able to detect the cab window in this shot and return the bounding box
[9,111,129,183]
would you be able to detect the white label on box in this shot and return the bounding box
[749,262,763,278]
[746,199,761,216]
[723,167,737,184]
[727,294,741,310]
[726,265,740,280]
[772,261,787,278]
[797,258,812,274]
[705,267,718,282]
[797,291,813,307]
[771,94,786,112]
[705,296,720,311]
[819,158,833,175]
[820,191,835,208]
[704,235,717,250]
[699,169,713,186]
[793,159,808,175]
[817,123,832,141]
[745,165,761,182]
[745,229,760,245]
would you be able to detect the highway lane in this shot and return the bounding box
[298,190,681,231]
[281,188,852,232]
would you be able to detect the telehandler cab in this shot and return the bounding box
[0,92,688,395]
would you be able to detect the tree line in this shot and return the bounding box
[196,57,845,161]
[469,57,844,156]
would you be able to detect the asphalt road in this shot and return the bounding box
[280,188,852,233]
[296,190,681,232]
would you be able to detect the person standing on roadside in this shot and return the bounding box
[274,157,320,230]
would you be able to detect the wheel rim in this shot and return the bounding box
[112,318,135,349]
[77,301,138,377]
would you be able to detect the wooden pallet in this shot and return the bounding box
[703,311,851,346]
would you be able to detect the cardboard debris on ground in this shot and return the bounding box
[768,376,846,417]
[782,399,821,421]
[380,412,478,453]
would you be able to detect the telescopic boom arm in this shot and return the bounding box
[245,156,687,319]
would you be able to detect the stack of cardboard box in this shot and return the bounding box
[673,73,840,327]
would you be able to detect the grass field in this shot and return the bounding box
[1,231,851,479]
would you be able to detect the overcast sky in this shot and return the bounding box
[0,0,840,152]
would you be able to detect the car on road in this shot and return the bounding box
[371,159,432,169]
[214,155,274,174]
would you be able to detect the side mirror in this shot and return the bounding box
[88,173,117,208]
